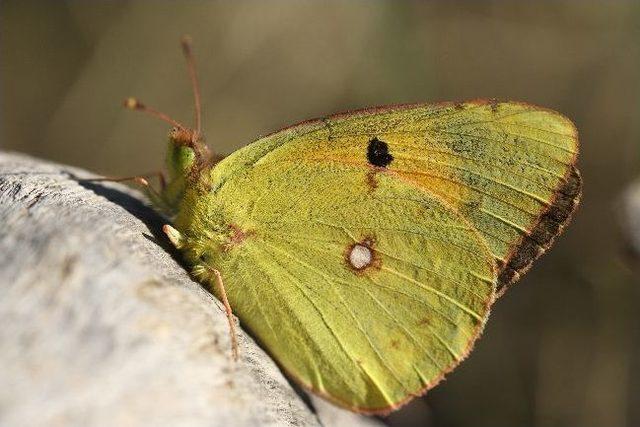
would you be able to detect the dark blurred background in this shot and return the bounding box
[2,1,639,426]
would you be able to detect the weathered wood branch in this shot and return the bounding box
[0,153,382,427]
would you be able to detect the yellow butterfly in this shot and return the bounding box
[126,37,581,414]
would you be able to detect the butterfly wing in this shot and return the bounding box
[326,101,581,293]
[178,157,496,413]
[172,100,580,412]
[218,100,580,294]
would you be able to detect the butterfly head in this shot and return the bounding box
[166,126,209,179]
[123,95,210,193]
[123,36,216,216]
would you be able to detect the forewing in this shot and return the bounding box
[202,162,495,413]
[231,101,581,293]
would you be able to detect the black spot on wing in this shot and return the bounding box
[367,137,394,167]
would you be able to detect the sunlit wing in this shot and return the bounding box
[178,161,496,413]
[216,100,581,294]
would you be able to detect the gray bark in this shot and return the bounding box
[0,152,382,427]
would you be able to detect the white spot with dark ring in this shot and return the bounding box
[349,244,372,269]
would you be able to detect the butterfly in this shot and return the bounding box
[125,37,581,414]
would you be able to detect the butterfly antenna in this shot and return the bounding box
[180,35,202,136]
[123,97,187,130]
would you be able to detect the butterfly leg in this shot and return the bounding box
[84,170,167,190]
[131,176,172,214]
[211,268,239,361]
[134,170,167,191]
[81,171,172,212]
[161,226,239,360]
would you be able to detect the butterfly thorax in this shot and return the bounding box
[164,145,256,281]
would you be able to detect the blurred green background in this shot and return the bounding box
[2,1,639,426]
